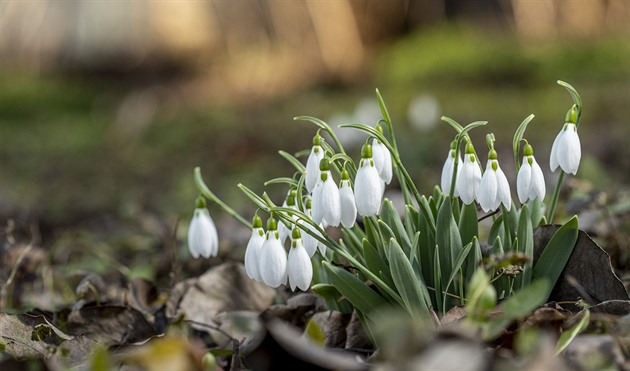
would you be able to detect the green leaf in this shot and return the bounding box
[363,216,385,255]
[387,238,433,320]
[380,200,413,256]
[443,240,474,309]
[529,198,545,227]
[532,216,579,302]
[464,237,483,283]
[501,279,549,319]
[557,80,583,113]
[502,204,519,251]
[278,150,306,172]
[555,309,590,355]
[322,261,389,318]
[433,244,443,314]
[488,214,505,246]
[418,211,435,299]
[517,204,534,290]
[362,239,395,289]
[512,114,536,171]
[404,204,419,240]
[459,202,479,246]
[436,197,463,289]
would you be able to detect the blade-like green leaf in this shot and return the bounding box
[529,198,545,227]
[443,240,474,309]
[532,216,579,301]
[512,114,535,171]
[488,214,505,246]
[433,244,443,314]
[501,279,549,319]
[380,199,413,255]
[363,216,385,255]
[362,238,395,289]
[459,202,479,246]
[517,204,534,290]
[436,197,463,289]
[322,262,389,317]
[404,204,419,240]
[278,150,306,172]
[555,309,590,355]
[387,238,433,321]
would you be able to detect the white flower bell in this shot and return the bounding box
[305,132,325,193]
[187,198,219,258]
[339,170,357,228]
[371,125,393,185]
[517,143,546,203]
[287,228,313,291]
[457,142,482,205]
[244,215,265,282]
[299,199,326,257]
[354,143,383,217]
[478,149,512,212]
[550,107,581,175]
[259,217,287,288]
[440,140,461,197]
[312,159,342,227]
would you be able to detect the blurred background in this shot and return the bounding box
[1,0,629,284]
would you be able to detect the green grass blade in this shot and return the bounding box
[517,204,534,290]
[555,309,590,355]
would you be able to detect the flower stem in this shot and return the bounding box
[194,167,250,228]
[546,171,565,223]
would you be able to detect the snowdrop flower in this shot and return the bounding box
[549,115,581,175]
[371,125,393,184]
[517,142,546,203]
[339,169,357,228]
[305,132,325,193]
[311,159,341,227]
[457,142,482,205]
[244,215,265,282]
[355,143,383,217]
[287,228,313,291]
[440,140,461,197]
[259,217,287,288]
[187,198,219,258]
[300,199,325,257]
[478,149,512,212]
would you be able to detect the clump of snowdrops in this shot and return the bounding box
[188,80,584,335]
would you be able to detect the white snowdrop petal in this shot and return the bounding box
[321,175,341,227]
[458,155,478,205]
[558,125,581,175]
[441,153,454,195]
[478,165,498,212]
[517,160,532,204]
[339,181,357,228]
[549,129,564,172]
[381,147,393,185]
[310,181,325,224]
[287,241,313,291]
[496,166,512,210]
[244,228,264,281]
[371,139,385,174]
[530,159,546,201]
[305,146,324,193]
[259,234,287,288]
[354,160,382,216]
[187,209,218,259]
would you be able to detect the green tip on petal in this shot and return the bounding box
[287,194,296,207]
[375,123,384,135]
[252,214,263,228]
[450,140,457,150]
[292,227,301,240]
[194,196,207,209]
[306,199,312,210]
[491,160,498,171]
[488,149,497,160]
[361,143,373,159]
[267,217,278,231]
[565,105,578,124]
[527,157,533,166]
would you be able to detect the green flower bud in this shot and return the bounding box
[565,104,578,124]
[252,214,263,228]
[361,143,373,159]
[194,196,207,209]
[267,217,278,231]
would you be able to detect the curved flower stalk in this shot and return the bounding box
[517,142,545,203]
[478,147,512,212]
[287,228,313,291]
[187,197,219,258]
[441,140,461,197]
[278,190,298,244]
[371,124,393,185]
[259,217,287,288]
[354,143,383,217]
[457,141,482,205]
[305,132,325,193]
[549,112,581,176]
[339,169,357,228]
[244,214,265,281]
[311,158,342,227]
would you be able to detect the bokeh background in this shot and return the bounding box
[1,0,629,284]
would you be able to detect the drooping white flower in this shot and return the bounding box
[305,133,325,193]
[478,150,512,212]
[550,122,581,175]
[244,215,265,282]
[372,137,393,185]
[339,170,357,228]
[259,218,287,288]
[457,142,482,205]
[299,199,326,257]
[311,158,341,227]
[440,141,461,197]
[187,203,219,259]
[517,143,546,203]
[287,228,313,291]
[355,143,383,217]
